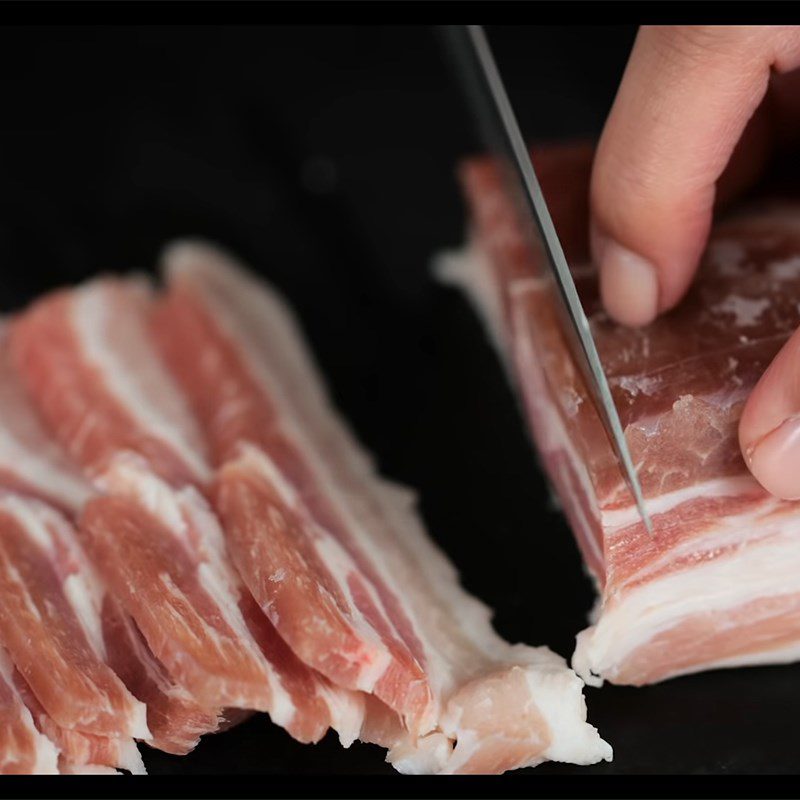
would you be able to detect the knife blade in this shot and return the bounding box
[443,24,653,533]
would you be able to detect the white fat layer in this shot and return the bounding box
[600,474,765,531]
[72,282,211,484]
[62,574,107,662]
[690,639,800,674]
[317,682,366,748]
[116,738,146,775]
[0,427,91,513]
[30,737,61,775]
[388,732,452,775]
[712,294,770,327]
[769,255,800,281]
[99,454,187,534]
[624,497,785,587]
[574,521,800,683]
[528,665,612,765]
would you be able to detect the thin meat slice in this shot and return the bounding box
[10,281,366,750]
[0,331,225,754]
[100,602,224,756]
[0,646,59,775]
[9,277,210,488]
[81,454,365,745]
[448,141,800,686]
[0,493,149,739]
[154,245,434,731]
[12,672,145,774]
[0,324,91,515]
[79,455,282,713]
[154,241,611,773]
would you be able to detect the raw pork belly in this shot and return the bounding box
[10,279,365,750]
[0,492,148,740]
[445,142,800,686]
[151,241,611,773]
[0,647,59,775]
[0,332,223,763]
[0,239,610,774]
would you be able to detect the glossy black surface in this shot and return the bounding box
[1,23,798,779]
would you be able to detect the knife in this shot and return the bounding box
[443,24,653,534]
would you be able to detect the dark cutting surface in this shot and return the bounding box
[1,23,799,781]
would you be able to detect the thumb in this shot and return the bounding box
[740,326,800,500]
[591,26,800,327]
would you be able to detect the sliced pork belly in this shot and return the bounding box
[0,325,91,515]
[0,493,149,739]
[10,278,210,488]
[10,276,365,747]
[152,240,611,773]
[79,459,276,713]
[100,605,223,756]
[12,672,145,774]
[0,335,225,756]
[0,646,59,775]
[81,454,364,744]
[447,142,800,686]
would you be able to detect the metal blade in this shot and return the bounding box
[443,24,652,533]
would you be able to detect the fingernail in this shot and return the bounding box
[747,414,800,500]
[599,241,659,328]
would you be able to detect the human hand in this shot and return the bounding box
[590,25,800,499]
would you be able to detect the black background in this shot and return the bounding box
[2,23,800,778]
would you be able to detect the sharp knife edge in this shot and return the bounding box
[446,25,653,533]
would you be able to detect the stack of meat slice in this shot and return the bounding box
[444,142,800,688]
[0,239,610,774]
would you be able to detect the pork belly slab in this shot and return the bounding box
[150,241,611,773]
[443,142,800,687]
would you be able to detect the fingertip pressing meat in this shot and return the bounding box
[155,240,611,773]
[449,141,800,687]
